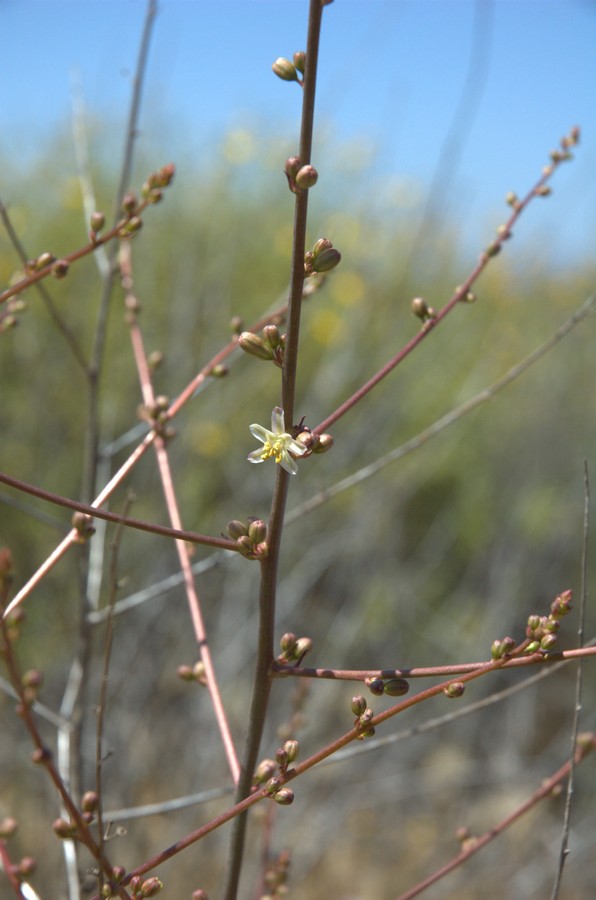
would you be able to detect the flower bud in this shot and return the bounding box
[90,211,105,233]
[22,669,43,690]
[294,636,312,660]
[53,817,76,839]
[230,315,244,335]
[226,520,248,540]
[275,748,288,769]
[313,433,334,454]
[312,238,333,258]
[540,633,558,652]
[273,788,294,805]
[248,519,267,544]
[36,252,56,270]
[443,682,465,699]
[238,331,275,361]
[312,247,341,273]
[17,857,36,877]
[293,51,306,74]
[119,216,143,237]
[51,259,69,279]
[411,297,429,320]
[296,165,318,190]
[140,877,163,897]
[262,324,281,349]
[254,759,277,784]
[505,191,518,207]
[351,695,367,716]
[283,740,299,763]
[366,678,385,696]
[82,791,99,813]
[31,747,52,765]
[121,192,137,214]
[383,678,409,697]
[272,57,298,81]
[280,632,297,653]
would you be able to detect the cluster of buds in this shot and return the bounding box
[263,849,291,897]
[0,296,25,333]
[129,875,164,898]
[304,238,341,276]
[276,738,300,776]
[365,676,409,698]
[277,632,313,665]
[238,326,286,368]
[411,296,437,327]
[284,155,319,194]
[272,51,305,85]
[351,695,375,739]
[265,776,294,806]
[490,636,517,660]
[177,660,208,686]
[141,163,176,205]
[225,518,268,559]
[292,425,334,458]
[525,589,573,654]
[137,396,175,441]
[20,669,43,706]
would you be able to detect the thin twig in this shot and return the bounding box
[550,463,589,899]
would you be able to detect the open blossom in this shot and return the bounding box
[248,407,307,475]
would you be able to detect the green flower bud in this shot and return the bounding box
[312,238,333,259]
[90,211,105,232]
[238,331,275,360]
[254,759,277,784]
[273,788,294,806]
[443,682,465,699]
[262,324,281,349]
[351,695,367,716]
[121,192,137,214]
[272,57,298,81]
[118,216,143,237]
[383,678,409,697]
[540,633,558,652]
[140,877,163,897]
[505,191,518,207]
[411,297,429,320]
[296,165,318,189]
[312,247,341,273]
[36,252,56,270]
[248,519,267,544]
[283,740,299,763]
[280,632,297,653]
[294,636,312,660]
[293,51,306,73]
[226,520,248,540]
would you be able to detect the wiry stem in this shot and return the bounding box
[223,2,326,897]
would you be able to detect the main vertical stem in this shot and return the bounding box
[222,3,325,897]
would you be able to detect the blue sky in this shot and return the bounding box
[1,0,595,268]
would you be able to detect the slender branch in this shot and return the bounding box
[550,463,589,899]
[223,3,326,896]
[272,645,596,681]
[120,240,240,784]
[396,735,596,900]
[313,140,577,436]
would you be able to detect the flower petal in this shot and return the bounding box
[287,438,307,456]
[279,453,299,475]
[249,423,270,443]
[271,406,285,434]
[247,449,265,464]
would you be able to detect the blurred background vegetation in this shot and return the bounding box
[1,116,595,899]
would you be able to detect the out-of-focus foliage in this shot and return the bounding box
[1,123,595,898]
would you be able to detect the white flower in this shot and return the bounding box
[248,407,307,475]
